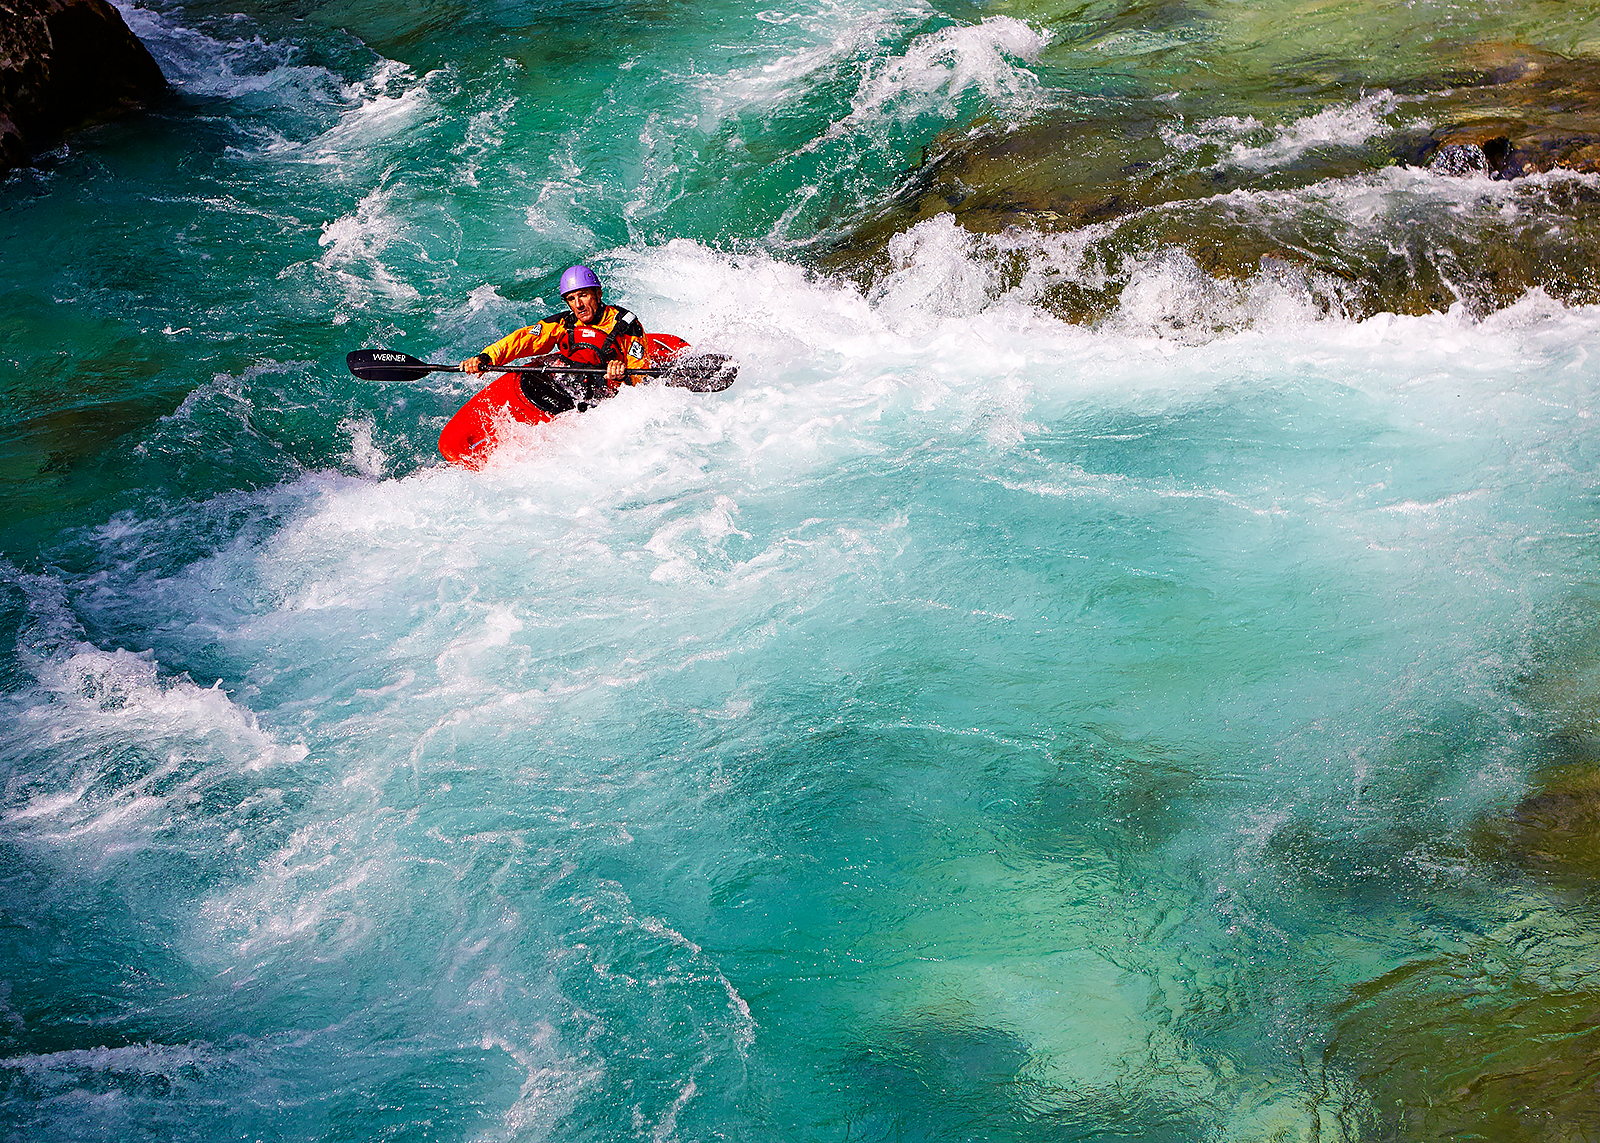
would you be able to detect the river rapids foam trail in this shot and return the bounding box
[2,0,1600,1140]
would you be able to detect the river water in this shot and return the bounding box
[3,0,1599,1139]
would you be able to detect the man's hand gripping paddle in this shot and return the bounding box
[346,349,738,393]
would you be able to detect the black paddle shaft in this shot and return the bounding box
[346,348,736,391]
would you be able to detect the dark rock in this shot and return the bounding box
[0,0,169,174]
[1413,120,1600,180]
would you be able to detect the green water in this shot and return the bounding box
[2,0,1599,1139]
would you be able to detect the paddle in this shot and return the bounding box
[346,348,737,392]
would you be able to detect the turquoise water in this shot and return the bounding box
[3,0,1600,1139]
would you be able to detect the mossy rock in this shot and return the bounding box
[1330,947,1600,1143]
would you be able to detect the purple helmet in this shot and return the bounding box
[558,265,602,297]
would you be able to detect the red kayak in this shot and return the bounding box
[437,333,690,469]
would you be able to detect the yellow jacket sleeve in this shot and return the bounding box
[479,319,561,367]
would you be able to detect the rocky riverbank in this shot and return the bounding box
[0,0,167,174]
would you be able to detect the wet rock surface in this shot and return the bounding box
[1400,49,1600,179]
[824,39,1600,325]
[1500,756,1600,884]
[0,0,168,174]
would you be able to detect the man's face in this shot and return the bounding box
[564,287,602,323]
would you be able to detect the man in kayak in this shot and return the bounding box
[459,265,650,399]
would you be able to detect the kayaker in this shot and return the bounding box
[459,265,650,398]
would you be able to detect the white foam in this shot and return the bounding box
[451,95,517,188]
[1160,113,1261,154]
[0,1041,217,1078]
[1106,247,1356,342]
[522,134,604,247]
[483,1029,602,1143]
[1234,90,1400,167]
[873,213,1006,321]
[852,160,1600,342]
[113,2,319,101]
[623,108,699,227]
[341,414,390,478]
[2,602,306,846]
[313,185,425,314]
[815,16,1050,145]
[865,209,1351,344]
[113,2,433,170]
[1162,91,1405,170]
[282,61,435,169]
[198,820,386,961]
[694,0,931,128]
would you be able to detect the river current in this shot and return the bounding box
[3,0,1599,1140]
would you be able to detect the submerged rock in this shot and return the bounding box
[1481,643,1600,888]
[1327,752,1600,1142]
[1330,933,1600,1143]
[1327,645,1600,1143]
[0,0,168,173]
[1499,756,1600,883]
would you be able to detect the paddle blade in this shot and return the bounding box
[347,349,445,382]
[662,353,738,392]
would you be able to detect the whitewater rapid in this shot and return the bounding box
[5,0,1600,1139]
[8,225,1599,1135]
